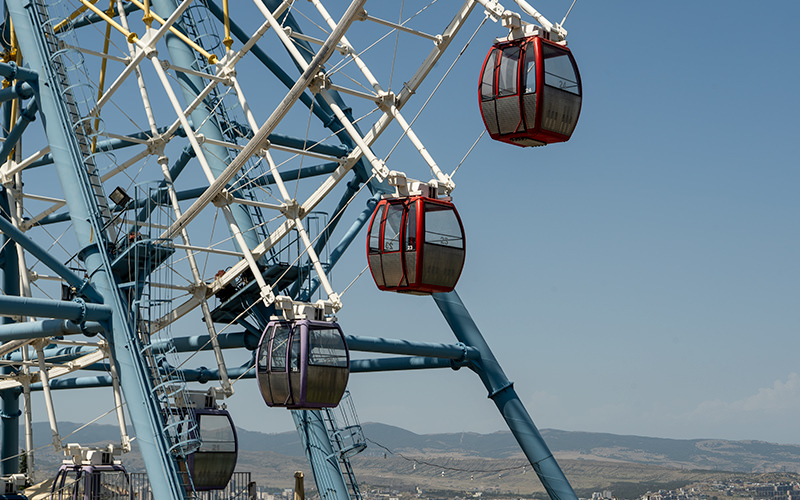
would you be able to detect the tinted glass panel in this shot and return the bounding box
[289,334,301,372]
[424,203,463,249]
[308,327,348,367]
[480,49,497,101]
[58,469,80,500]
[523,46,536,94]
[383,203,403,252]
[405,203,417,251]
[542,43,580,95]
[198,414,236,452]
[497,46,520,96]
[368,204,384,253]
[269,325,290,372]
[94,470,130,500]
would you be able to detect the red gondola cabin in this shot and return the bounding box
[479,35,581,147]
[367,196,465,294]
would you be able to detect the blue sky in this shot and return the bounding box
[330,0,800,445]
[37,0,800,447]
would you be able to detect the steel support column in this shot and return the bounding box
[5,2,188,497]
[0,188,21,475]
[292,410,351,500]
[433,291,578,500]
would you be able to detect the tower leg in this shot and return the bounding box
[6,2,187,497]
[433,291,578,500]
[292,410,351,500]
[0,189,21,476]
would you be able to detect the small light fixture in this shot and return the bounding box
[109,186,131,207]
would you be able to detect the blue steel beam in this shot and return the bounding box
[350,357,456,372]
[0,319,104,342]
[7,333,476,367]
[347,335,479,361]
[26,354,460,392]
[6,2,187,497]
[433,291,578,500]
[0,295,111,322]
[0,61,38,83]
[0,99,37,161]
[1,189,21,475]
[293,410,351,500]
[0,212,102,303]
[0,81,34,103]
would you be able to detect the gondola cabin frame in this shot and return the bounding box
[257,319,350,410]
[479,30,582,147]
[367,195,466,295]
[185,407,238,491]
[50,448,132,500]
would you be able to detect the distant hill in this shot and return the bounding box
[25,421,800,474]
[355,423,800,473]
[20,422,800,498]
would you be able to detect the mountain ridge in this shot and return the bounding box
[24,421,800,474]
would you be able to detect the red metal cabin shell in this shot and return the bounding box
[479,35,582,147]
[367,196,465,294]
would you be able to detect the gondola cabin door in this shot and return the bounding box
[479,34,581,147]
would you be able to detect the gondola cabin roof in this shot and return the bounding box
[479,30,581,147]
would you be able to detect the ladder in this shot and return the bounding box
[322,391,367,500]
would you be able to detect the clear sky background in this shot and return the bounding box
[328,0,800,445]
[37,0,799,446]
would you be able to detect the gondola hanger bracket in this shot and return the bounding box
[387,172,439,199]
[273,296,332,321]
[64,444,121,466]
[501,11,522,29]
[482,0,505,22]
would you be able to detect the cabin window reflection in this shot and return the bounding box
[405,203,417,250]
[269,326,290,372]
[308,327,348,367]
[480,49,497,101]
[289,334,301,372]
[524,52,537,94]
[542,44,580,95]
[96,470,131,500]
[424,203,464,248]
[198,414,237,452]
[368,204,383,253]
[60,469,80,500]
[383,204,403,252]
[498,46,520,96]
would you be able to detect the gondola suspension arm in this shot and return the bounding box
[472,0,567,41]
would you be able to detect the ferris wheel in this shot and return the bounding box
[0,0,582,498]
